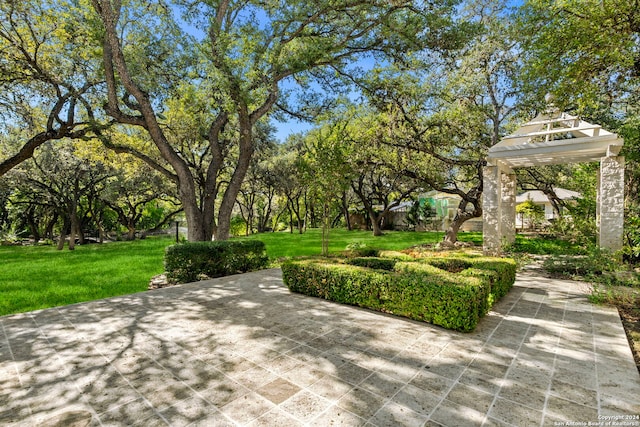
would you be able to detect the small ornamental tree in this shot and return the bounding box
[516,199,544,231]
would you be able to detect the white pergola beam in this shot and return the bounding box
[501,125,602,140]
[483,110,625,255]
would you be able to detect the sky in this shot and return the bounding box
[173,0,526,144]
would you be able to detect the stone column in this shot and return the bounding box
[598,156,625,252]
[483,165,502,255]
[501,172,516,246]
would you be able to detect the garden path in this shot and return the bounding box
[1,264,639,426]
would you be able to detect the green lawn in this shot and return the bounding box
[0,237,170,316]
[0,229,483,316]
[244,228,482,258]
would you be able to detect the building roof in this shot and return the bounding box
[516,188,581,204]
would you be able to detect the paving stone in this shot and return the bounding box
[457,367,504,394]
[332,361,374,386]
[358,371,404,399]
[246,407,304,427]
[545,395,599,423]
[422,357,466,380]
[505,366,552,392]
[256,378,301,404]
[308,404,366,427]
[409,368,454,397]
[549,378,598,408]
[368,401,429,427]
[497,381,547,411]
[159,396,217,427]
[279,364,325,389]
[98,398,156,426]
[390,384,441,415]
[429,399,487,426]
[307,374,354,402]
[446,383,495,414]
[277,390,331,423]
[488,397,543,426]
[1,267,639,426]
[33,407,97,427]
[337,387,387,420]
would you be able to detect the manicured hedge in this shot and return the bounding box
[165,240,268,284]
[281,254,516,332]
[419,256,516,311]
[345,257,397,271]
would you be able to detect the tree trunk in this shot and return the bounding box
[213,112,255,241]
[45,212,58,240]
[181,197,210,241]
[321,201,330,256]
[68,209,78,250]
[25,207,40,242]
[57,215,70,250]
[342,192,352,230]
[444,217,464,245]
[126,224,136,240]
[442,196,481,245]
[369,210,384,236]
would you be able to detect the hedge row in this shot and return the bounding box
[281,255,516,332]
[165,240,268,284]
[419,256,516,308]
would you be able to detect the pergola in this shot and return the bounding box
[483,109,625,255]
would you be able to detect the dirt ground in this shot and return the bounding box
[619,303,640,374]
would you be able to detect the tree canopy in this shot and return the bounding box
[1,0,640,256]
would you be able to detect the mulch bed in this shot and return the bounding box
[618,303,640,374]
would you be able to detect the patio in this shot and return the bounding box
[1,264,639,426]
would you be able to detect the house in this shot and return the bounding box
[515,187,581,229]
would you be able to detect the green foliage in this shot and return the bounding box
[230,215,248,237]
[237,229,465,260]
[345,257,396,271]
[518,0,639,109]
[623,204,640,263]
[516,199,545,230]
[543,248,630,283]
[506,234,589,256]
[0,236,171,316]
[344,242,380,257]
[405,255,516,310]
[164,240,268,284]
[281,254,516,332]
[405,200,436,230]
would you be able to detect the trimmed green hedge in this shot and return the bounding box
[281,255,516,332]
[419,256,516,311]
[165,240,268,284]
[345,257,397,271]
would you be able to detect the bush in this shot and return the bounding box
[281,254,516,332]
[165,240,268,284]
[345,257,397,271]
[344,242,379,257]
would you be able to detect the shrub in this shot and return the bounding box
[165,240,268,284]
[345,257,397,271]
[400,254,516,308]
[345,242,379,257]
[281,254,516,332]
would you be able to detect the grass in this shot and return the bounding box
[244,228,482,259]
[507,233,589,255]
[0,229,481,316]
[0,236,170,316]
[2,228,639,371]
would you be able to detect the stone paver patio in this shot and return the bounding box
[1,264,639,426]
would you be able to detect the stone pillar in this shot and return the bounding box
[501,172,517,246]
[483,165,502,255]
[598,156,625,252]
